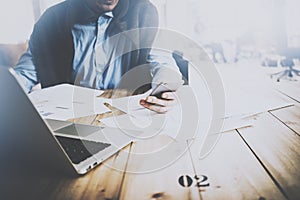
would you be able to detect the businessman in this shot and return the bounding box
[14,0,183,113]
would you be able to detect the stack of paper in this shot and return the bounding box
[29,84,110,120]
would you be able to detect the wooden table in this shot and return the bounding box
[1,84,299,200]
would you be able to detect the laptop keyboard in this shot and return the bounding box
[55,136,111,164]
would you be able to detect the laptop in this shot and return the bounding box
[0,67,137,175]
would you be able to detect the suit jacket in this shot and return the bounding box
[29,0,158,89]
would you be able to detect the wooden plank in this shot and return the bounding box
[189,131,287,199]
[68,89,129,126]
[68,113,100,125]
[46,144,132,200]
[238,113,300,199]
[1,144,132,199]
[270,103,300,136]
[275,81,300,103]
[103,144,133,200]
[98,89,131,99]
[221,114,254,133]
[119,135,201,200]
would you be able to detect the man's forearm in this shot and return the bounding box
[14,48,39,93]
[148,49,184,88]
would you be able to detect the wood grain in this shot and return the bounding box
[68,89,129,126]
[47,144,132,200]
[189,132,287,200]
[275,81,300,103]
[237,112,300,199]
[119,135,201,200]
[4,82,300,199]
[270,103,300,136]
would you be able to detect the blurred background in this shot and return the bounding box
[0,0,300,81]
[152,0,300,70]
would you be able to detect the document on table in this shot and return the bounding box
[29,84,111,120]
[100,104,183,140]
[100,86,213,142]
[100,89,182,139]
[106,90,152,113]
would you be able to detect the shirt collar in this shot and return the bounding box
[105,12,114,18]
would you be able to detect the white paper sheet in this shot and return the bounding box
[100,105,183,140]
[29,84,111,120]
[106,90,152,113]
[100,86,214,141]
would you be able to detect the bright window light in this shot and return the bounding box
[0,0,34,44]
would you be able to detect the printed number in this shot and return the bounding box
[178,175,193,187]
[178,175,210,188]
[194,175,210,187]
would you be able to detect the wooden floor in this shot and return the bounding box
[2,61,300,200]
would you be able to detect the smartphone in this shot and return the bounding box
[150,82,181,99]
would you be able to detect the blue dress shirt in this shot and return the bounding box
[14,4,182,93]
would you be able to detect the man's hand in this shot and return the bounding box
[139,92,177,113]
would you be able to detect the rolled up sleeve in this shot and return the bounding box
[148,48,184,88]
[14,42,39,93]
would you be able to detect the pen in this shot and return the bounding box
[103,102,137,118]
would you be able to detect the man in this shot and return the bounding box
[14,0,183,113]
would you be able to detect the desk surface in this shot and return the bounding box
[2,83,300,200]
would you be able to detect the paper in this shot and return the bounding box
[100,105,183,140]
[100,84,257,141]
[107,90,152,113]
[29,84,110,120]
[100,86,213,141]
[223,83,294,117]
[213,63,295,118]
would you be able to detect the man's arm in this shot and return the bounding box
[14,41,39,93]
[140,49,184,113]
[149,49,183,87]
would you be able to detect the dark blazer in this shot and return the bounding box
[29,0,158,89]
